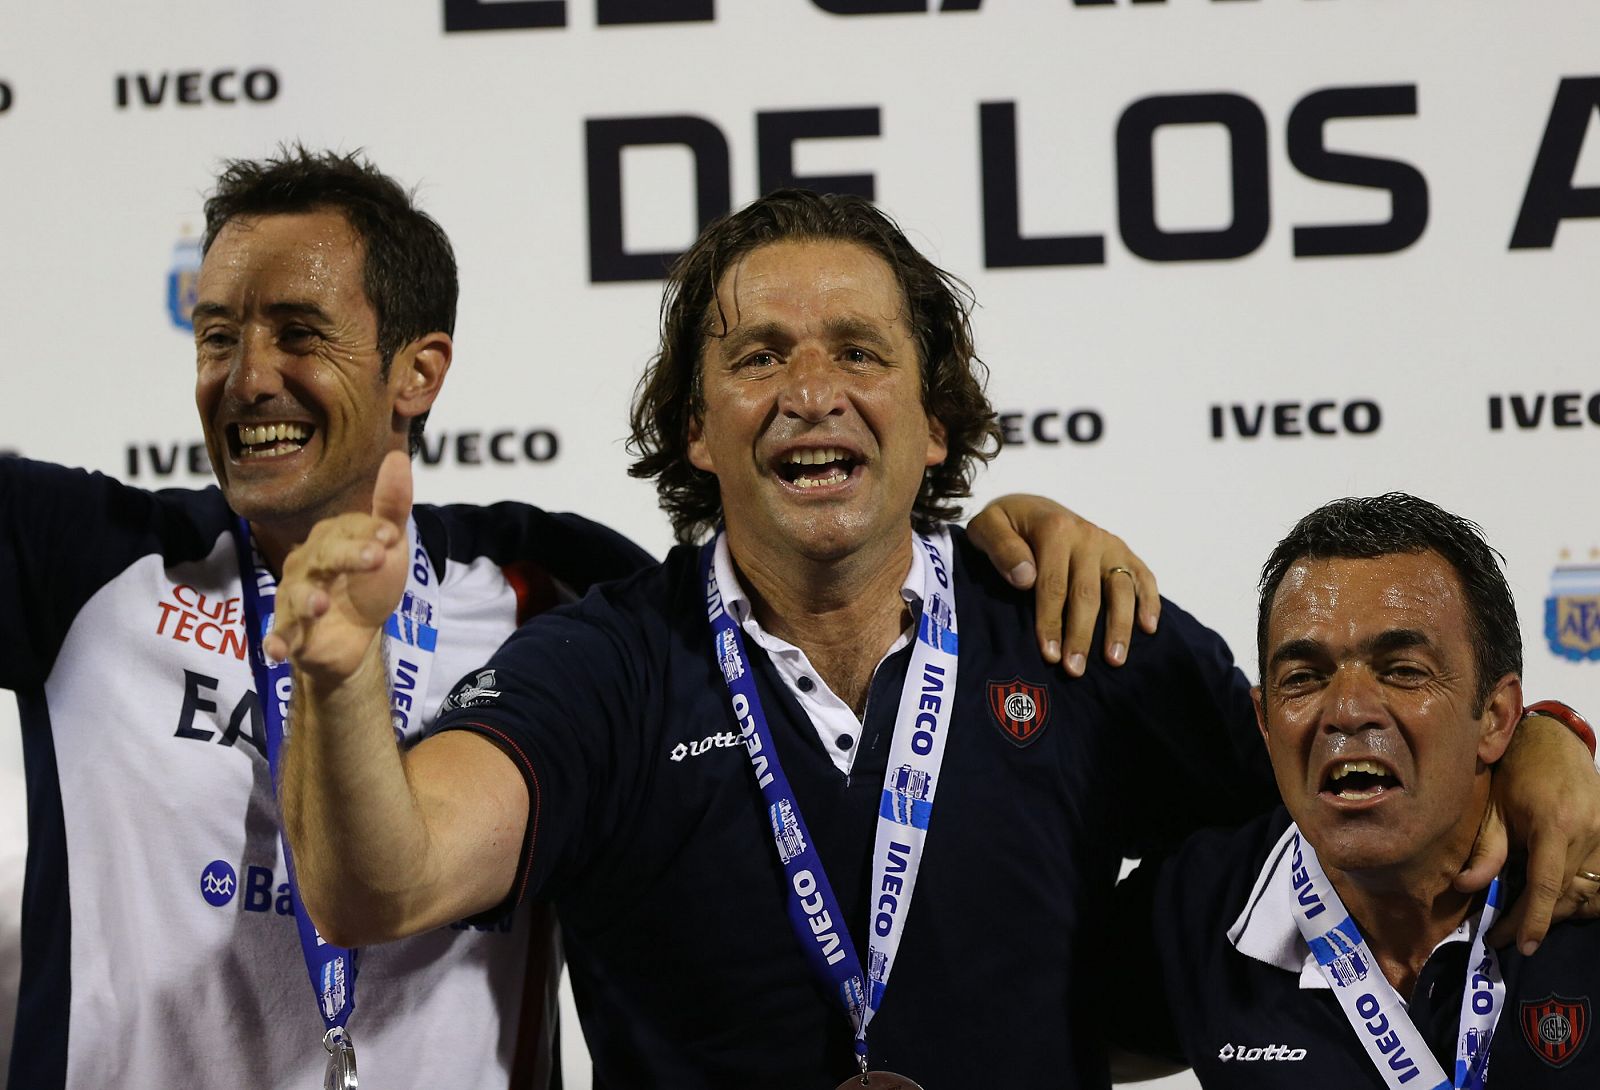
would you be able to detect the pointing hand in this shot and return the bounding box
[263,450,413,685]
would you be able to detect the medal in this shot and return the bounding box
[323,1026,359,1089]
[834,1074,924,1089]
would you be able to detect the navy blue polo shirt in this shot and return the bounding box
[1111,807,1600,1086]
[432,531,1276,1089]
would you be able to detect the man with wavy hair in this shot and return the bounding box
[269,191,1598,1088]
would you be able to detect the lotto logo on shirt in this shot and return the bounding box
[157,584,246,660]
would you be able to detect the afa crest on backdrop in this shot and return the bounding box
[167,236,202,332]
[1546,551,1600,663]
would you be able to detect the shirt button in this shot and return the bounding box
[797,676,815,693]
[836,734,854,751]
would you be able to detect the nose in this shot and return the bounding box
[224,328,286,405]
[1321,664,1389,735]
[776,346,847,423]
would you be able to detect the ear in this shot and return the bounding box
[1251,685,1270,745]
[687,412,715,474]
[391,331,453,423]
[924,413,949,468]
[1476,673,1524,764]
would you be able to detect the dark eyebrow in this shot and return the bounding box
[822,316,896,353]
[712,316,898,362]
[263,301,334,324]
[1266,628,1435,674]
[713,321,793,362]
[1267,637,1326,674]
[1366,628,1432,658]
[191,301,232,324]
[190,300,334,326]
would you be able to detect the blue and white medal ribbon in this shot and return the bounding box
[235,516,442,1083]
[1286,824,1506,1089]
[702,529,959,1069]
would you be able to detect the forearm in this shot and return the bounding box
[281,635,443,946]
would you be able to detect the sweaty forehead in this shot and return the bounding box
[1269,552,1467,642]
[706,239,910,339]
[197,210,367,304]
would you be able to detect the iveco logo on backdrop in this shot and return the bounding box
[124,429,560,479]
[998,410,1104,447]
[1488,392,1600,431]
[417,428,560,466]
[1209,400,1380,439]
[115,68,279,108]
[442,0,1319,32]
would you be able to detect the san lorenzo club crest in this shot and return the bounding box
[987,677,1049,747]
[1521,994,1590,1067]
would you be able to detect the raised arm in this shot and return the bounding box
[273,451,527,946]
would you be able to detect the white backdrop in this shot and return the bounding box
[3,1,1599,1084]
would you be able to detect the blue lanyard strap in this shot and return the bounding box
[1287,825,1506,1089]
[233,516,444,1037]
[234,521,359,1034]
[701,530,960,1064]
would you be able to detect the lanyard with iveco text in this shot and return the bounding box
[701,529,960,1077]
[1286,825,1507,1090]
[235,515,443,1089]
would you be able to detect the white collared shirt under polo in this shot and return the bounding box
[710,534,922,775]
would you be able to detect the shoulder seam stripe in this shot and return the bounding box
[459,721,541,909]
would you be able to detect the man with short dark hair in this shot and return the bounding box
[1111,493,1600,1087]
[0,147,658,1089]
[270,192,1600,1087]
[2,156,1157,1088]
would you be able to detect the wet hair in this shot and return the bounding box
[627,188,1001,544]
[202,145,456,455]
[1257,493,1521,711]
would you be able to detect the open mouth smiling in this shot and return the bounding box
[1321,758,1402,802]
[229,422,316,461]
[773,445,863,490]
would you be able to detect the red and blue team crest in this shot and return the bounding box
[987,677,1049,747]
[1545,553,1600,662]
[1521,994,1590,1067]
